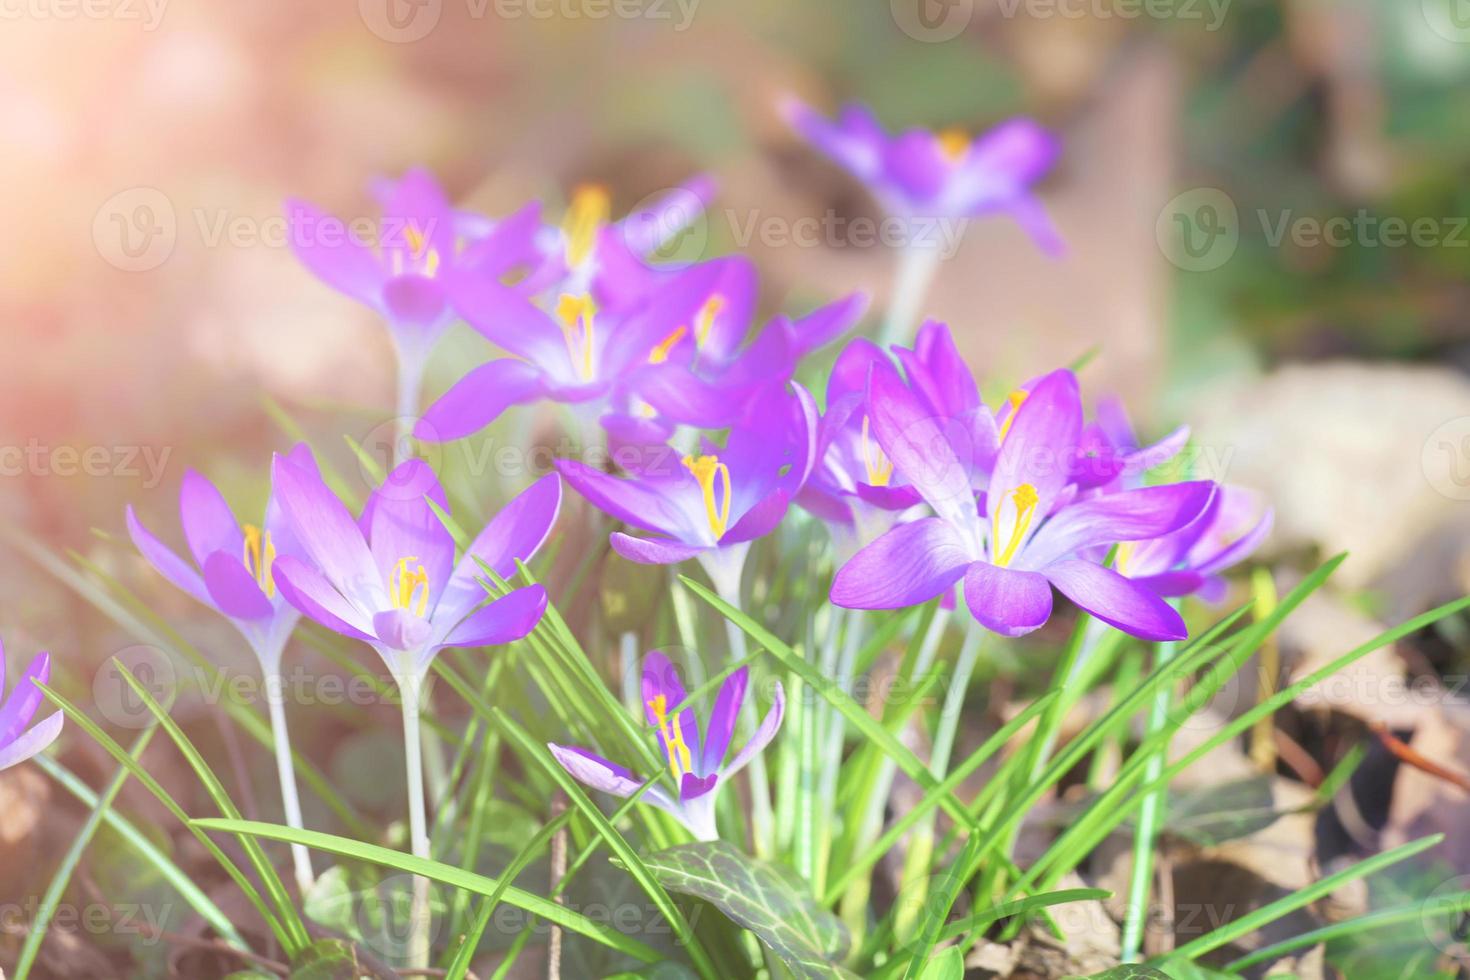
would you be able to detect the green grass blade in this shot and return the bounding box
[15,723,161,980]
[111,663,312,954]
[1166,834,1443,961]
[34,755,247,950]
[36,682,293,953]
[192,818,663,963]
[680,575,976,829]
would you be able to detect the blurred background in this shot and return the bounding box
[4,0,1470,973]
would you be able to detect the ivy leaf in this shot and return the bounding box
[288,938,360,980]
[640,841,857,979]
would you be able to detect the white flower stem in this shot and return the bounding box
[878,243,942,349]
[393,351,424,469]
[264,669,315,897]
[397,665,432,971]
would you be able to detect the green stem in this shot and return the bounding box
[893,621,984,940]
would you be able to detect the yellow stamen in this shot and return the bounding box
[563,184,610,267]
[860,415,894,487]
[994,483,1039,568]
[647,295,726,364]
[682,453,732,540]
[648,326,688,365]
[997,389,1028,442]
[693,294,724,346]
[241,524,276,599]
[555,293,598,381]
[402,223,441,277]
[647,694,693,778]
[937,127,971,163]
[390,556,430,618]
[1115,540,1136,576]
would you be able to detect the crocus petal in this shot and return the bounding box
[437,474,562,626]
[988,369,1082,548]
[0,651,49,746]
[1005,195,1065,256]
[285,199,384,308]
[202,551,275,621]
[679,771,719,803]
[372,609,433,652]
[548,744,678,812]
[831,518,972,610]
[272,555,375,642]
[963,562,1053,638]
[964,118,1060,188]
[883,129,949,203]
[611,532,707,566]
[1133,571,1208,598]
[442,268,570,368]
[724,681,784,778]
[1022,481,1216,570]
[125,506,211,607]
[179,469,243,569]
[867,359,980,538]
[601,258,741,376]
[826,337,887,404]
[1122,425,1190,476]
[635,365,751,429]
[1044,559,1187,641]
[895,320,980,420]
[459,201,543,278]
[557,459,692,538]
[440,584,548,648]
[382,275,449,336]
[272,454,380,607]
[0,710,62,771]
[791,292,869,360]
[699,666,747,776]
[415,358,547,442]
[619,175,716,257]
[722,490,789,545]
[365,460,455,613]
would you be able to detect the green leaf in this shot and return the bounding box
[641,840,858,979]
[287,938,360,979]
[916,946,963,980]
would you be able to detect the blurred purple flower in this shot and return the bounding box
[269,451,559,684]
[549,650,783,841]
[0,641,62,771]
[831,363,1215,640]
[126,443,317,671]
[781,97,1063,255]
[286,169,540,371]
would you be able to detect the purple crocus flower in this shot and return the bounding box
[126,446,320,671]
[781,98,1063,254]
[269,453,559,684]
[0,640,62,771]
[287,169,540,374]
[548,651,783,841]
[126,443,328,892]
[556,383,817,596]
[831,363,1216,640]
